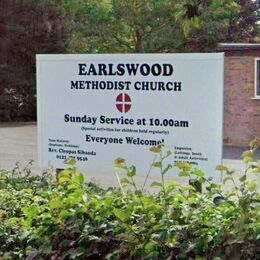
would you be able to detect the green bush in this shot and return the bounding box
[0,142,259,259]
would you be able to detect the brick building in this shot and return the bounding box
[218,43,260,147]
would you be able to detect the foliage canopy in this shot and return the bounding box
[64,0,259,53]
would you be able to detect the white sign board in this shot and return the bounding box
[37,54,224,181]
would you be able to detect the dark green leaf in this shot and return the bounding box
[127,166,136,177]
[239,175,246,182]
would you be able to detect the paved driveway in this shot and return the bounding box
[0,123,259,189]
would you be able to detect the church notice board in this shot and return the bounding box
[37,53,224,181]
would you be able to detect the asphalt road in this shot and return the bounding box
[0,123,259,189]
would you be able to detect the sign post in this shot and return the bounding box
[37,53,224,182]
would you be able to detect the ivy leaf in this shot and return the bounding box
[23,205,38,218]
[59,210,73,219]
[239,175,246,182]
[103,197,113,208]
[174,193,185,202]
[159,230,168,241]
[167,180,181,189]
[188,197,198,205]
[140,196,154,206]
[50,198,63,210]
[113,208,132,223]
[59,170,72,178]
[127,166,136,177]
[135,190,142,196]
[59,176,71,184]
[246,181,257,192]
[72,174,84,185]
[192,169,205,177]
[152,162,162,168]
[144,241,157,252]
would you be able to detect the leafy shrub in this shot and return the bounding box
[0,142,259,259]
[0,1,67,122]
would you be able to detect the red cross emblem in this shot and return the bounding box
[116,93,132,113]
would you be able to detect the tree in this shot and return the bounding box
[227,0,259,42]
[0,0,67,121]
[182,0,242,50]
[65,0,189,53]
[65,0,244,53]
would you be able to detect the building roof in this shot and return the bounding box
[218,43,260,51]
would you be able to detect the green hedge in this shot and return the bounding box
[0,142,259,259]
